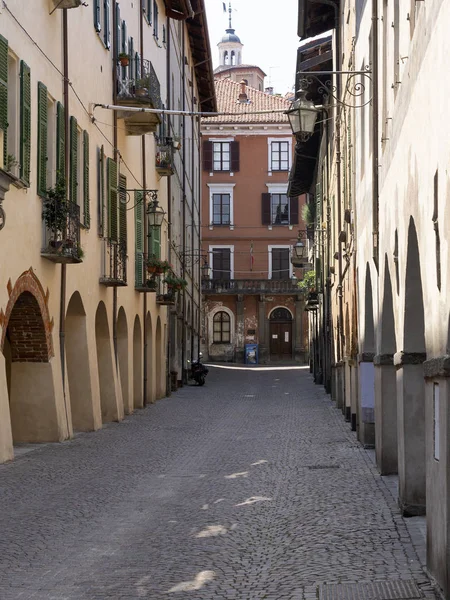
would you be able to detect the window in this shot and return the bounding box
[268,137,291,173]
[261,189,298,226]
[212,193,230,225]
[211,247,232,281]
[153,0,159,38]
[143,0,152,25]
[271,193,289,225]
[270,247,290,280]
[203,140,239,172]
[270,141,289,171]
[37,83,57,195]
[93,0,111,49]
[97,145,105,236]
[118,173,127,246]
[213,311,231,343]
[106,157,118,241]
[134,190,144,286]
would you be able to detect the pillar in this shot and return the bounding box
[294,297,305,363]
[258,295,268,364]
[236,294,245,363]
[395,351,426,516]
[374,353,397,474]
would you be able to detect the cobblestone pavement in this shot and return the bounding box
[0,366,440,600]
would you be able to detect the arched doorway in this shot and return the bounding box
[269,307,293,360]
[117,307,129,414]
[95,302,120,423]
[133,315,143,409]
[66,292,97,431]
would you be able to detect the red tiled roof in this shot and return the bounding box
[202,79,290,125]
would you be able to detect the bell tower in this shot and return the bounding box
[218,2,243,67]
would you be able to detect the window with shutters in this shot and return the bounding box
[69,116,86,222]
[153,1,159,39]
[107,157,118,241]
[263,185,298,226]
[19,60,31,186]
[135,190,144,286]
[269,246,291,280]
[203,139,239,172]
[143,0,152,25]
[118,173,127,245]
[1,42,21,177]
[271,193,289,225]
[207,183,235,226]
[267,137,292,173]
[93,0,111,49]
[213,311,231,343]
[210,246,233,280]
[37,83,56,195]
[97,145,105,236]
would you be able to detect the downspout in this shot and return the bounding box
[140,4,148,405]
[166,14,172,395]
[197,124,201,357]
[112,0,119,363]
[336,117,344,363]
[190,66,195,362]
[372,0,379,268]
[181,24,187,383]
[60,9,70,436]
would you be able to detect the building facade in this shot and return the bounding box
[291,0,450,596]
[200,30,308,364]
[0,0,215,464]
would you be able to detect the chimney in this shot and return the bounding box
[238,79,248,103]
[265,86,274,95]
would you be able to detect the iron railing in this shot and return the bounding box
[100,239,127,286]
[41,199,81,263]
[202,278,301,294]
[155,139,175,176]
[117,58,162,109]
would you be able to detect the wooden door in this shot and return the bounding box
[269,321,292,359]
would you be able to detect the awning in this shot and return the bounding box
[287,135,320,197]
[298,0,337,39]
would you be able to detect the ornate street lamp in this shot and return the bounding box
[146,195,165,228]
[285,91,320,141]
[291,231,309,267]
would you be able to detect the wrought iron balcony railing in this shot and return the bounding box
[202,278,302,295]
[100,239,127,286]
[155,139,175,176]
[41,199,81,264]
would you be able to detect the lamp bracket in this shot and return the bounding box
[297,67,372,109]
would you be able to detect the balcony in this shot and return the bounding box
[116,59,162,136]
[100,239,127,286]
[202,279,301,295]
[41,200,82,264]
[155,140,175,177]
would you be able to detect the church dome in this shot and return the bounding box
[220,28,241,44]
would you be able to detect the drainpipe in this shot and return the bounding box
[140,5,148,405]
[197,126,202,357]
[190,66,195,362]
[60,9,70,436]
[112,0,119,364]
[166,14,172,395]
[181,25,187,383]
[336,117,344,363]
[372,0,379,268]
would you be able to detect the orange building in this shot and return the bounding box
[200,29,308,364]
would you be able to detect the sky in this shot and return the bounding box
[203,0,300,95]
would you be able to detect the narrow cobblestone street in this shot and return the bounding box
[0,367,439,600]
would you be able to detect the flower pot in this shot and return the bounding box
[119,56,129,67]
[49,239,63,250]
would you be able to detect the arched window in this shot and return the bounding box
[213,311,231,343]
[224,50,229,65]
[270,307,292,321]
[231,50,235,65]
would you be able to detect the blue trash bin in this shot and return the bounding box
[245,343,258,365]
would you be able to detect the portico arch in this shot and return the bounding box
[95,302,120,423]
[117,307,130,414]
[133,315,143,409]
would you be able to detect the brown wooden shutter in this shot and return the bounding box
[261,193,271,225]
[203,140,213,171]
[289,196,299,225]
[230,141,239,172]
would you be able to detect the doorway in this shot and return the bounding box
[269,308,293,360]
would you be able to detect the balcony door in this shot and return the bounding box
[269,308,292,360]
[271,247,290,280]
[212,248,231,281]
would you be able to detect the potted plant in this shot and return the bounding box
[118,52,129,67]
[135,76,150,97]
[147,256,172,275]
[42,176,68,249]
[163,272,187,291]
[297,270,316,294]
[302,202,316,240]
[145,278,158,291]
[5,154,19,174]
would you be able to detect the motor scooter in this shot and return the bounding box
[188,353,209,386]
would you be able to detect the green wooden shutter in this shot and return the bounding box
[135,190,143,286]
[97,145,105,236]
[69,115,78,204]
[19,61,31,185]
[107,157,118,241]
[37,82,48,196]
[315,181,322,223]
[0,35,8,166]
[56,102,65,177]
[149,225,160,259]
[93,0,101,32]
[83,130,90,227]
[119,173,127,243]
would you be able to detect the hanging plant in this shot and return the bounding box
[118,52,130,66]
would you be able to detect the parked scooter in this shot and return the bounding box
[188,353,209,386]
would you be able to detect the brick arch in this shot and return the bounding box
[0,268,54,360]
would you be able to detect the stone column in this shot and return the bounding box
[423,356,450,599]
[236,294,245,363]
[395,351,426,516]
[294,296,304,363]
[334,361,345,409]
[358,353,375,447]
[374,354,397,475]
[258,295,268,364]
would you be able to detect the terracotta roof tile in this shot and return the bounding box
[202,79,291,124]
